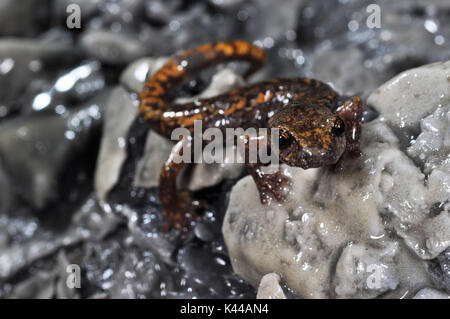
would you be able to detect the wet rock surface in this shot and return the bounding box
[0,0,449,299]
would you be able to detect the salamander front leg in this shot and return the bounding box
[246,163,291,204]
[241,131,292,205]
[158,139,205,233]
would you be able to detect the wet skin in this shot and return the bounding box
[139,41,364,233]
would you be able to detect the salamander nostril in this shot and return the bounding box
[332,118,346,137]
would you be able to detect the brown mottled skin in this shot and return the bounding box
[139,40,363,233]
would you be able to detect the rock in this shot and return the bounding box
[120,57,168,94]
[307,46,383,97]
[194,222,216,242]
[94,86,139,202]
[334,242,399,298]
[107,248,162,299]
[145,0,183,25]
[0,37,76,117]
[23,60,105,114]
[176,243,254,298]
[54,251,80,299]
[430,248,450,292]
[413,288,449,299]
[80,29,150,65]
[407,105,450,204]
[9,271,56,299]
[0,195,118,280]
[256,273,286,299]
[121,205,175,265]
[0,164,12,214]
[367,61,450,138]
[0,0,50,37]
[223,62,449,298]
[0,90,109,209]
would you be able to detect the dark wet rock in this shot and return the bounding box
[0,164,12,214]
[145,0,183,26]
[194,222,216,242]
[0,37,78,118]
[177,244,255,298]
[0,194,118,281]
[22,60,106,114]
[54,250,80,299]
[8,271,56,299]
[0,90,109,209]
[429,248,450,293]
[121,205,176,265]
[107,246,163,298]
[0,0,51,37]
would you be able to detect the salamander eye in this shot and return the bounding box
[332,118,346,137]
[279,132,295,149]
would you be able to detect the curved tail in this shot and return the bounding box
[139,41,266,134]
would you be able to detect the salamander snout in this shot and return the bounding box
[268,106,347,169]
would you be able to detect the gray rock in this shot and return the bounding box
[81,29,150,65]
[95,86,139,202]
[413,288,449,299]
[334,242,399,298]
[256,273,287,299]
[407,105,450,204]
[95,57,171,201]
[223,62,449,298]
[0,0,49,37]
[367,61,450,137]
[120,57,168,94]
[307,46,383,97]
[145,0,182,25]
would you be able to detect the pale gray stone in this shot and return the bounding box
[256,273,287,299]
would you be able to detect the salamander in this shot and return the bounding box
[139,40,363,233]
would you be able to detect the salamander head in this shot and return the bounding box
[268,104,346,168]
